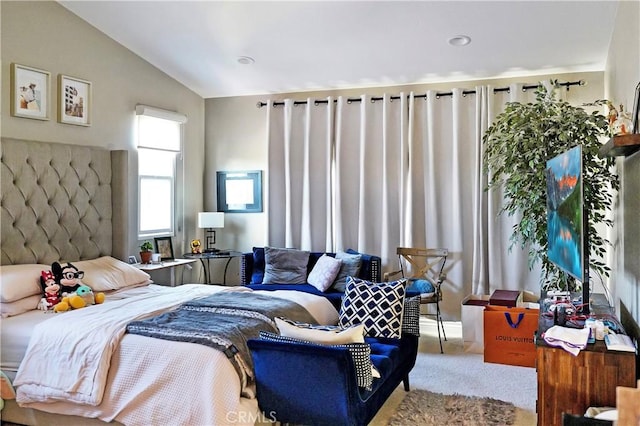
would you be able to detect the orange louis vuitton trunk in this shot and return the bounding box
[483,305,539,368]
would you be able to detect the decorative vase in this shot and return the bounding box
[613,104,633,135]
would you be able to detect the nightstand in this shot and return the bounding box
[183,251,242,285]
[134,258,197,287]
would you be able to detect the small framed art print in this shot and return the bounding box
[216,170,263,213]
[154,237,175,261]
[10,63,50,120]
[58,74,92,126]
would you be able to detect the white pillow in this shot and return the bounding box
[0,264,50,303]
[73,256,151,292]
[1,294,42,317]
[307,254,342,292]
[274,318,379,378]
[275,317,365,344]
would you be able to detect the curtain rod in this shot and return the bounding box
[256,80,585,108]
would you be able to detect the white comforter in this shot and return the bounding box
[14,284,338,426]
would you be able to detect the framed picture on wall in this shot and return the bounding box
[10,63,50,120]
[58,74,92,126]
[216,170,263,213]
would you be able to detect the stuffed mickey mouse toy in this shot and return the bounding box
[46,261,105,312]
[52,262,84,296]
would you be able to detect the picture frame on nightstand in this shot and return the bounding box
[154,237,174,261]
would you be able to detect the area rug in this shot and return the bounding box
[387,389,516,425]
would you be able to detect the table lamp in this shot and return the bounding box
[198,212,224,253]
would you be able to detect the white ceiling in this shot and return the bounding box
[59,1,620,99]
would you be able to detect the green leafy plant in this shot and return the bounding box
[482,83,619,290]
[140,241,153,252]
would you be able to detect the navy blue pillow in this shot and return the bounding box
[251,247,266,284]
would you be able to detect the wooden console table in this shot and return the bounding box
[536,293,637,425]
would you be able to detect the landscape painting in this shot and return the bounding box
[545,145,584,282]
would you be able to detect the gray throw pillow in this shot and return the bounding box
[262,247,310,284]
[332,251,362,292]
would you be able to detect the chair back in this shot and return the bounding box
[395,247,448,302]
[397,247,447,281]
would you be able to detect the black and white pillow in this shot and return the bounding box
[402,296,421,336]
[339,277,406,338]
[259,331,374,390]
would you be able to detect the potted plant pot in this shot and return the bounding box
[140,241,153,264]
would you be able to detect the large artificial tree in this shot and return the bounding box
[483,83,619,290]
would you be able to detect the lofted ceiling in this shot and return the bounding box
[58,1,620,99]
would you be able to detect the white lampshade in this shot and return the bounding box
[198,212,224,229]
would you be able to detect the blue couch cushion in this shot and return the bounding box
[370,354,393,384]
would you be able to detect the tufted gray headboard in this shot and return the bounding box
[1,138,128,265]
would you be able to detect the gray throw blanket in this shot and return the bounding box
[126,291,316,396]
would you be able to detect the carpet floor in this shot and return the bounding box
[387,389,517,425]
[369,317,537,426]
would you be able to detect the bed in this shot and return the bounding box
[0,138,339,425]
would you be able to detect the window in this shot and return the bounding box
[136,105,187,239]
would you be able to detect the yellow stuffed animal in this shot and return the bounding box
[54,285,105,312]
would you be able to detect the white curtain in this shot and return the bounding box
[266,85,550,319]
[475,84,543,299]
[266,98,334,251]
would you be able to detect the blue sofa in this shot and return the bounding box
[240,247,381,310]
[242,247,419,424]
[248,324,419,425]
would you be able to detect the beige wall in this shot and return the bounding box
[605,0,640,332]
[1,2,205,272]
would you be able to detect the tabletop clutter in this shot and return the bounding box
[541,290,636,355]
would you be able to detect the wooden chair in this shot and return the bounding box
[384,247,449,353]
